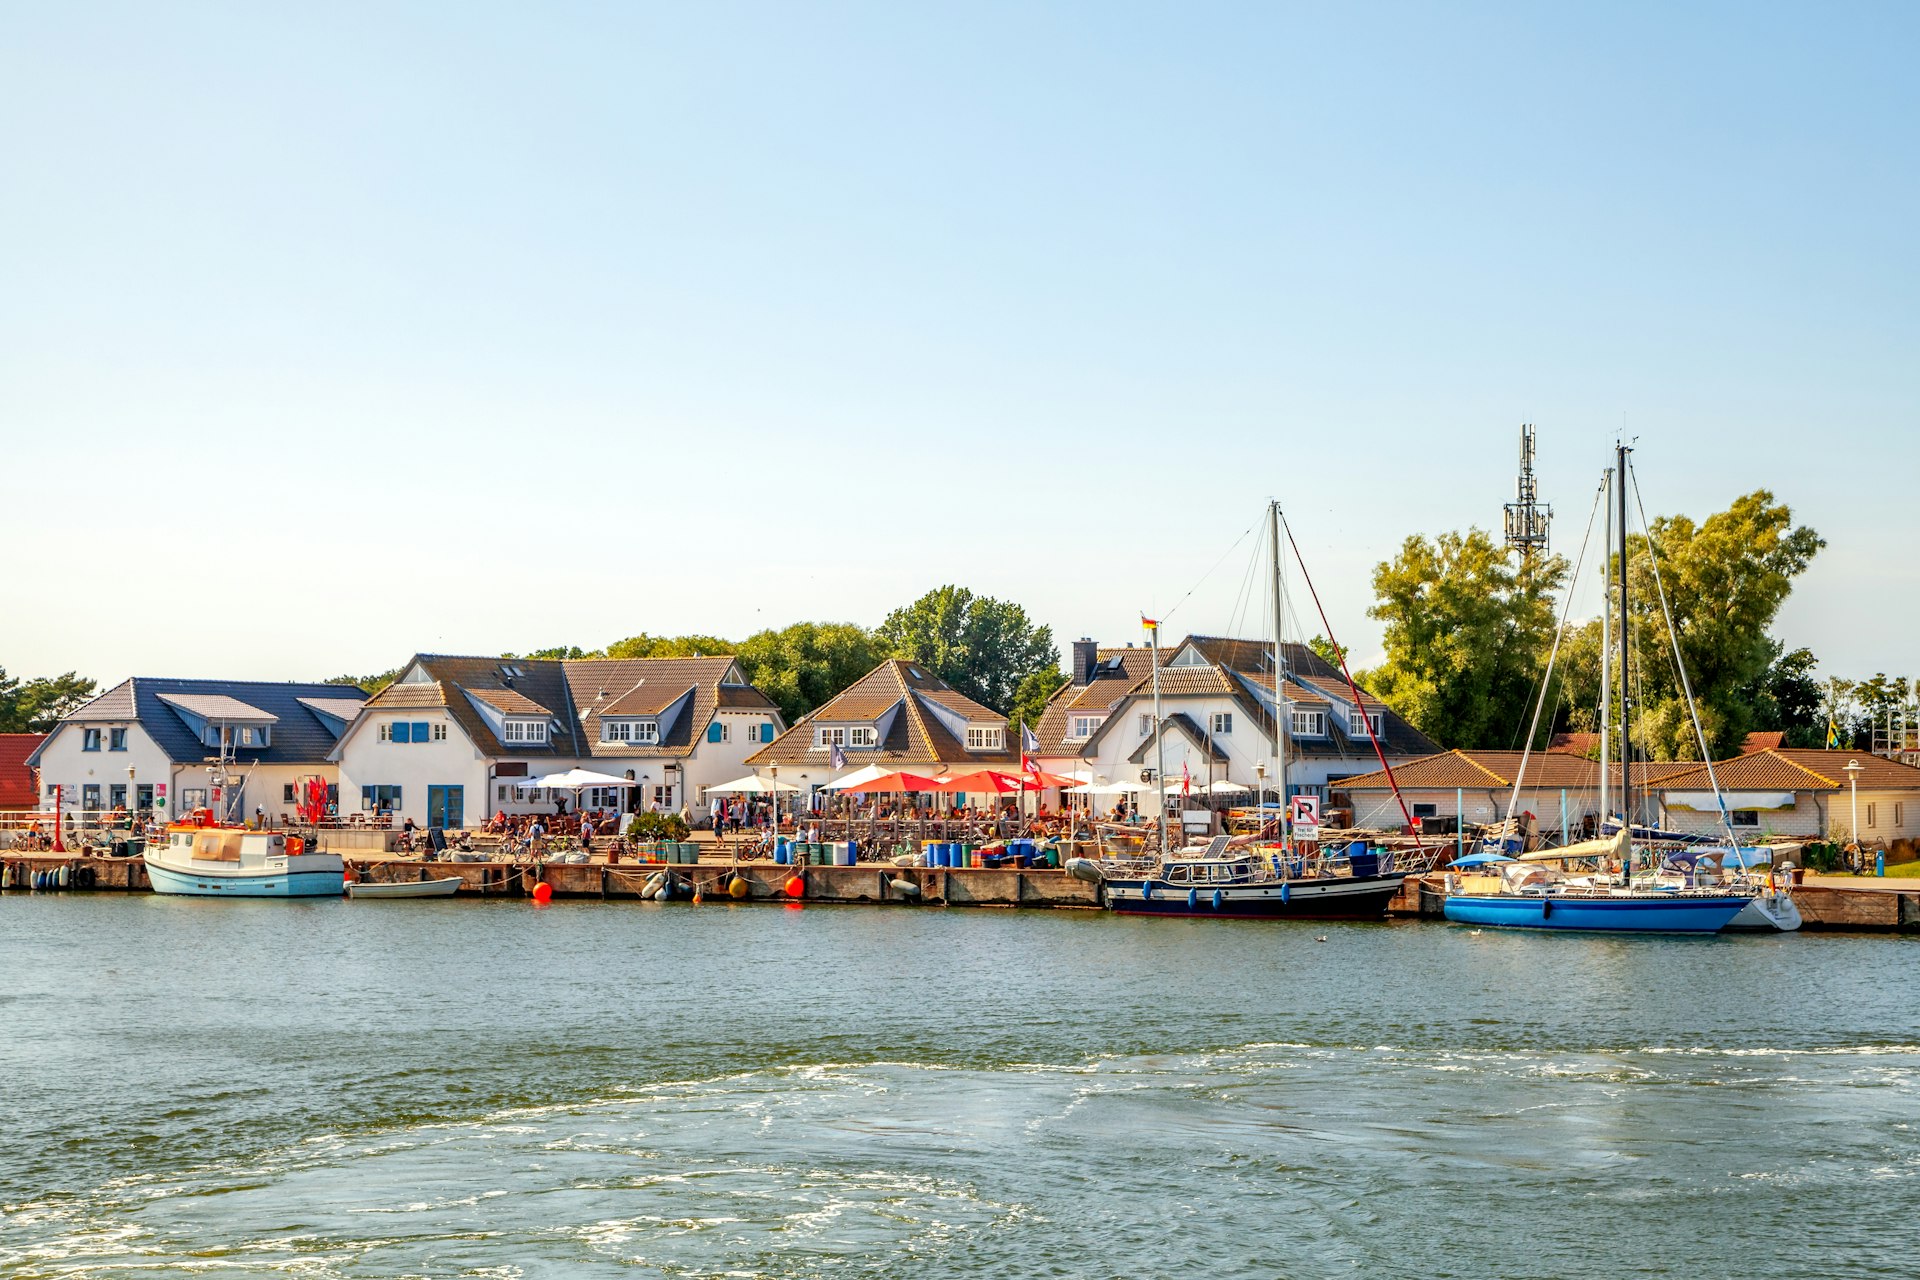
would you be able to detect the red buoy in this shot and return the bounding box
[532,881,554,903]
[784,875,805,898]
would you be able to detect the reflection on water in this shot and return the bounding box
[2,897,1914,1278]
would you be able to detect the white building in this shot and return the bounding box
[331,653,785,827]
[1030,636,1438,817]
[27,678,367,824]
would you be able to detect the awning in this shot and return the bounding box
[822,764,895,790]
[707,774,802,794]
[521,768,640,790]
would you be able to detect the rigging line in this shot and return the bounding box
[1505,472,1608,825]
[1629,457,1741,849]
[1159,521,1258,627]
[1277,510,1425,854]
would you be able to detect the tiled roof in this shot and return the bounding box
[0,734,44,808]
[565,657,776,760]
[1340,749,1701,792]
[1033,634,1436,764]
[1126,712,1228,763]
[296,697,367,723]
[51,677,367,766]
[154,692,279,722]
[370,656,582,757]
[746,660,1017,769]
[465,688,555,717]
[1741,731,1786,753]
[1651,749,1920,794]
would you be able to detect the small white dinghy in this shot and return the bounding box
[346,876,464,899]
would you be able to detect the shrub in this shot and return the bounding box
[626,811,689,842]
[1801,840,1842,873]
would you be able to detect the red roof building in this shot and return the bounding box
[0,734,45,809]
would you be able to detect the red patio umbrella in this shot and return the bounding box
[839,771,942,794]
[935,770,1030,794]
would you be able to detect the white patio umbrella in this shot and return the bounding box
[706,773,802,794]
[522,768,641,791]
[822,764,894,790]
[1072,778,1152,796]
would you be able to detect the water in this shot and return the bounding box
[1,896,1915,1279]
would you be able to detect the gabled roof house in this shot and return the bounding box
[28,678,367,822]
[743,659,1018,784]
[332,653,784,826]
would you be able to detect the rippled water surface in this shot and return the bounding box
[2,895,1915,1277]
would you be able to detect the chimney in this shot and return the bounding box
[1071,638,1098,687]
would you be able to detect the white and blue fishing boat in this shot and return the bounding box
[145,817,345,897]
[1443,443,1753,935]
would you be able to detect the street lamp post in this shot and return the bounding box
[1845,758,1863,848]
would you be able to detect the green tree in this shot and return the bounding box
[1306,634,1347,670]
[326,668,400,695]
[875,586,1057,712]
[1362,530,1567,749]
[602,633,733,659]
[736,622,886,724]
[0,668,97,733]
[509,644,590,660]
[1006,667,1068,736]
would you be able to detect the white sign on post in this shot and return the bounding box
[1290,794,1321,840]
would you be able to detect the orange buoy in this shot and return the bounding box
[784,875,805,898]
[532,881,553,903]
[728,875,750,899]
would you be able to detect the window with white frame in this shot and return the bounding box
[1068,715,1102,741]
[1290,709,1327,737]
[434,723,446,741]
[714,721,732,744]
[1347,710,1382,737]
[503,719,548,744]
[815,727,847,747]
[1866,802,1878,830]
[602,720,632,743]
[378,723,391,742]
[966,727,1005,751]
[1211,712,1233,735]
[748,723,765,742]
[633,720,658,744]
[1139,713,1153,736]
[848,726,875,748]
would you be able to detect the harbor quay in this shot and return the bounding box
[6,844,1918,928]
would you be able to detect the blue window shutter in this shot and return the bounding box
[411,721,429,743]
[763,722,775,742]
[708,722,723,743]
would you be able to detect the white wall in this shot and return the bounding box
[33,721,171,816]
[336,707,489,826]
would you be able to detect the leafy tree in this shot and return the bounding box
[602,633,733,660]
[0,668,98,733]
[876,586,1057,713]
[1748,645,1824,748]
[736,622,887,724]
[1306,635,1347,670]
[1361,530,1567,749]
[1007,667,1068,736]
[1850,673,1915,747]
[510,645,590,660]
[326,669,400,695]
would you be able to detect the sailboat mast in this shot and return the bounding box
[1616,442,1633,864]
[1600,466,1613,823]
[1147,616,1167,858]
[1269,501,1288,847]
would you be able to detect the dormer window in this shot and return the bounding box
[966,727,1005,751]
[238,726,269,747]
[814,727,846,748]
[1067,715,1103,742]
[847,727,876,748]
[602,719,658,744]
[1347,710,1382,738]
[1290,709,1327,737]
[503,718,549,744]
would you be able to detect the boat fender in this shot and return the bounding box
[1065,858,1103,884]
[1212,889,1223,911]
[643,872,667,895]
[1280,882,1290,905]
[889,878,921,898]
[1540,898,1553,919]
[728,875,750,899]
[58,865,70,889]
[1140,881,1152,901]
[1186,888,1198,910]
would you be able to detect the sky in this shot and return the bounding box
[3,2,1915,689]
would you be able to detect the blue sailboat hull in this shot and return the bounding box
[1444,892,1746,934]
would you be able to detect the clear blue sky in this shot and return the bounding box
[4,2,1914,687]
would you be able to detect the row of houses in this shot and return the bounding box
[21,633,1920,843]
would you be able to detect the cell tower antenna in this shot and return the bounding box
[1503,423,1552,567]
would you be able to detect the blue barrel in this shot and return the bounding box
[935,842,951,868]
[774,839,790,865]
[847,838,860,864]
[926,843,942,868]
